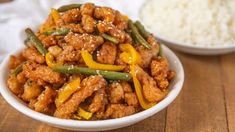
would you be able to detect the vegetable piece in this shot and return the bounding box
[119,43,154,109]
[44,28,70,36]
[57,4,82,12]
[77,107,93,120]
[25,28,48,56]
[52,65,132,81]
[122,15,129,21]
[134,21,150,39]
[81,51,125,71]
[119,44,141,64]
[55,77,81,107]
[158,44,163,56]
[45,52,63,67]
[101,33,119,44]
[128,20,151,49]
[130,65,156,109]
[12,62,25,77]
[24,38,31,47]
[51,8,60,26]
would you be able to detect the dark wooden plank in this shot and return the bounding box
[165,53,228,132]
[0,0,12,3]
[220,53,235,132]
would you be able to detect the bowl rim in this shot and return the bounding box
[0,45,184,129]
[138,0,235,50]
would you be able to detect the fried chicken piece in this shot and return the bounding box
[108,82,124,104]
[34,86,57,114]
[97,42,117,64]
[80,3,95,16]
[21,81,43,102]
[38,35,57,48]
[57,45,81,63]
[65,32,104,53]
[62,23,84,33]
[136,35,160,68]
[114,11,128,30]
[7,75,24,95]
[54,75,107,119]
[124,33,132,43]
[22,61,65,84]
[16,72,27,84]
[94,7,116,23]
[95,93,108,119]
[61,8,81,24]
[120,81,133,93]
[104,104,135,119]
[22,47,45,64]
[88,88,106,113]
[167,71,176,81]
[48,46,62,57]
[151,57,170,89]
[136,65,166,103]
[81,15,96,33]
[97,21,126,43]
[124,93,139,107]
[8,54,25,69]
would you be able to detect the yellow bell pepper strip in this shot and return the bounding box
[77,107,93,120]
[119,44,155,109]
[122,15,129,21]
[51,8,60,27]
[45,52,62,67]
[130,65,156,109]
[39,22,52,33]
[81,50,125,71]
[119,52,132,64]
[119,44,141,64]
[55,77,81,107]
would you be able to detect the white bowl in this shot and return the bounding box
[153,35,235,55]
[138,1,235,55]
[0,45,184,131]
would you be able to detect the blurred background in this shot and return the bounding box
[0,0,234,132]
[0,0,144,62]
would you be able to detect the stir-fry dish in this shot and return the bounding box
[7,3,175,120]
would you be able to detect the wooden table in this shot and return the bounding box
[1,1,235,132]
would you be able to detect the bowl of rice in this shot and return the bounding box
[139,0,235,55]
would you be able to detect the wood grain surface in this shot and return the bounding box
[0,1,234,132]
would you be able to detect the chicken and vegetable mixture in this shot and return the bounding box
[7,3,175,120]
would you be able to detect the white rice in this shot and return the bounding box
[140,0,235,47]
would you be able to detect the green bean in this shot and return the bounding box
[25,28,48,56]
[134,21,150,39]
[44,28,70,36]
[101,33,119,44]
[12,62,25,77]
[57,4,82,12]
[158,44,163,56]
[125,29,138,45]
[24,37,31,47]
[128,20,151,49]
[52,65,132,81]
